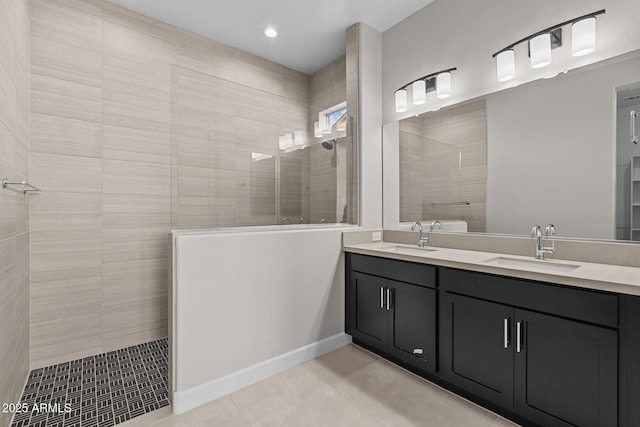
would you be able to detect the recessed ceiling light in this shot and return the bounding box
[263,27,278,38]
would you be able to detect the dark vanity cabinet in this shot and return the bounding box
[345,251,639,427]
[440,268,618,427]
[346,253,437,374]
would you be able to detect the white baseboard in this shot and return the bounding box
[171,333,352,415]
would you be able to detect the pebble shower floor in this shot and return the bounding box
[10,338,169,427]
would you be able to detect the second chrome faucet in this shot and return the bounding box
[531,224,556,259]
[411,220,443,247]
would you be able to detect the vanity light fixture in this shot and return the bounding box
[313,121,323,138]
[394,67,457,113]
[492,9,605,81]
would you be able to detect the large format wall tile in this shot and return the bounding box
[103,124,171,165]
[103,89,171,133]
[31,36,102,87]
[177,31,236,82]
[30,192,102,230]
[30,152,102,193]
[103,227,168,263]
[31,228,103,273]
[30,114,102,158]
[30,0,101,52]
[30,74,102,123]
[103,54,171,102]
[1,1,30,425]
[103,159,170,196]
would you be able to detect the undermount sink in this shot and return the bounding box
[483,256,580,273]
[384,245,437,255]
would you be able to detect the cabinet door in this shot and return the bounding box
[387,280,436,374]
[440,292,514,409]
[514,309,617,427]
[351,272,388,349]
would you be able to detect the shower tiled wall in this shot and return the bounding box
[0,1,30,426]
[28,0,349,368]
[399,100,487,232]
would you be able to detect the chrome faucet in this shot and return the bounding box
[531,224,555,260]
[430,220,443,231]
[411,221,428,247]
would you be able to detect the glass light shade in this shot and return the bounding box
[530,33,551,69]
[496,50,515,82]
[395,89,408,112]
[322,116,331,134]
[284,133,293,148]
[436,72,451,99]
[412,80,426,105]
[294,130,304,145]
[278,135,286,150]
[572,17,596,57]
[313,121,322,138]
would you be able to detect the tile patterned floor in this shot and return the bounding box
[11,338,169,427]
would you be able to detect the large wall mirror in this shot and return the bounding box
[385,50,640,241]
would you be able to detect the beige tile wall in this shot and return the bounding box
[399,100,487,232]
[0,0,30,426]
[28,0,351,367]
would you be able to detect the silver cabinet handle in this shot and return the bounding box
[380,287,384,309]
[504,318,509,349]
[386,288,391,310]
[516,321,522,353]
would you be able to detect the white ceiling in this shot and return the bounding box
[105,0,434,74]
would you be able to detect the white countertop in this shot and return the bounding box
[343,241,640,296]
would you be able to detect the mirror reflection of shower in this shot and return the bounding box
[615,83,640,240]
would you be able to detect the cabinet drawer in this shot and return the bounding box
[350,254,436,288]
[440,267,618,328]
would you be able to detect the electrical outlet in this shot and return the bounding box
[372,231,382,241]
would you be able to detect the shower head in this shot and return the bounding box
[321,139,337,150]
